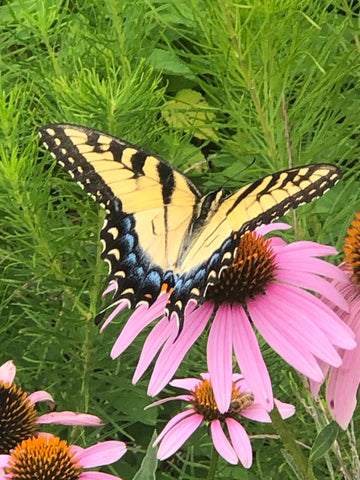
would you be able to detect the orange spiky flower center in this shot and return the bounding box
[344,212,360,285]
[5,436,81,480]
[191,378,254,421]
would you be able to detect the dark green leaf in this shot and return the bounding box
[309,421,339,463]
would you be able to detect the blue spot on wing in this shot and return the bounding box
[166,234,238,332]
[122,217,133,233]
[101,209,166,307]
[119,233,135,253]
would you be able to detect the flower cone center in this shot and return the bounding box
[206,231,277,305]
[5,436,81,480]
[0,382,38,454]
[192,379,254,421]
[344,212,360,284]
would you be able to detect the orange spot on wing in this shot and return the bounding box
[161,283,173,295]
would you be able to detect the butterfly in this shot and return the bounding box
[40,124,341,331]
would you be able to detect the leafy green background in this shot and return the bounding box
[0,0,359,478]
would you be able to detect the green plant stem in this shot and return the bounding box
[207,447,219,480]
[104,0,132,78]
[221,0,278,161]
[270,406,316,480]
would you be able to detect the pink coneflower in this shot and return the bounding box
[102,224,355,413]
[0,360,103,454]
[148,373,295,467]
[0,435,126,480]
[311,213,360,429]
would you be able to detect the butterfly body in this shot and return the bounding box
[40,124,341,327]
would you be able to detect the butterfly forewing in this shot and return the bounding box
[40,124,200,273]
[179,164,341,273]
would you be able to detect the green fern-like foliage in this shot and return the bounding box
[0,1,359,478]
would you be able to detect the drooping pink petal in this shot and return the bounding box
[154,409,196,446]
[326,333,360,429]
[274,399,296,419]
[169,378,202,391]
[275,251,348,284]
[347,295,360,330]
[210,419,238,464]
[69,445,83,457]
[276,269,349,310]
[37,412,103,426]
[0,360,16,384]
[258,285,343,367]
[240,403,271,422]
[81,472,123,480]
[207,304,233,413]
[27,390,54,405]
[273,240,338,259]
[248,296,324,381]
[226,418,252,468]
[145,395,193,409]
[0,455,10,468]
[132,317,175,384]
[231,304,273,411]
[273,283,355,349]
[100,301,129,332]
[225,400,285,429]
[156,413,203,460]
[269,237,287,248]
[75,441,126,468]
[110,295,167,359]
[102,281,117,296]
[309,373,327,399]
[147,302,213,396]
[256,223,291,236]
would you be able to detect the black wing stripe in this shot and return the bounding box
[157,161,176,205]
[227,165,340,218]
[41,125,116,208]
[130,149,147,176]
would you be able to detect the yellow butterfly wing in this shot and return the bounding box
[178,164,340,273]
[40,124,200,274]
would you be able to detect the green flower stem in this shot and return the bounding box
[207,446,219,480]
[270,406,316,480]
